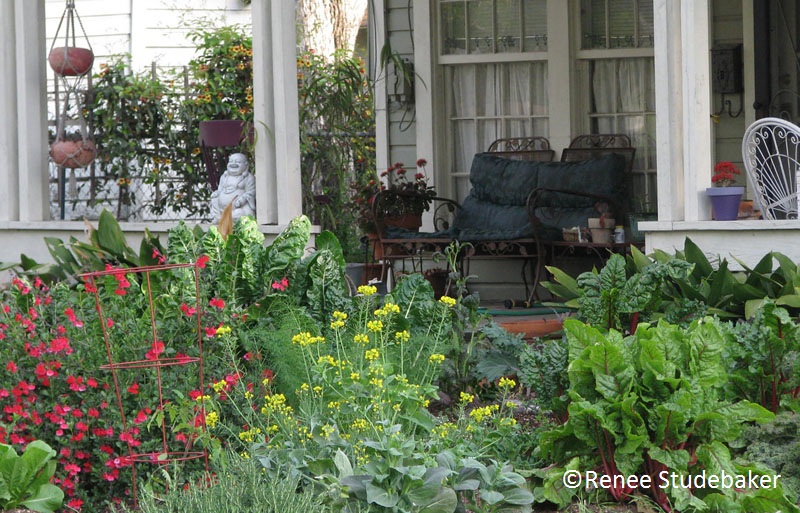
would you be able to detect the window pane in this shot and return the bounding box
[608,0,635,48]
[581,0,654,49]
[496,0,520,52]
[638,1,654,47]
[523,0,548,51]
[581,0,607,49]
[468,1,494,53]
[441,2,467,54]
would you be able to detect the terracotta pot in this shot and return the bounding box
[497,318,564,340]
[383,213,422,231]
[48,47,94,76]
[50,139,96,168]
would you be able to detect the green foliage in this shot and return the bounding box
[518,337,570,421]
[544,238,800,325]
[0,441,64,513]
[534,318,793,512]
[727,300,800,412]
[127,455,331,513]
[298,49,375,260]
[544,250,695,332]
[740,411,800,500]
[91,59,202,218]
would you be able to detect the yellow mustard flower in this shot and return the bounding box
[357,285,378,296]
[367,320,383,333]
[394,330,410,343]
[205,411,219,428]
[459,392,475,404]
[498,377,516,389]
[354,333,369,344]
[429,353,445,364]
[365,348,380,361]
[439,296,457,307]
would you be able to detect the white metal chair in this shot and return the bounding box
[741,117,800,220]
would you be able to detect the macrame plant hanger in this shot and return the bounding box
[48,0,96,218]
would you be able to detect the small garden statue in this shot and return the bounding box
[210,153,256,223]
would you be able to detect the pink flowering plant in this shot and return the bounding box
[712,161,742,187]
[0,214,326,512]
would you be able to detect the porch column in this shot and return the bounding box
[653,0,684,222]
[15,0,50,222]
[654,0,714,222]
[251,2,302,225]
[681,0,714,221]
[0,2,20,221]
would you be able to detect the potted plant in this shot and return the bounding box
[706,161,745,220]
[588,201,615,243]
[372,160,436,230]
[184,25,254,188]
[48,46,94,77]
[49,131,96,169]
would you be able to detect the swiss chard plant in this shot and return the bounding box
[727,300,800,412]
[543,251,694,333]
[0,440,64,513]
[534,318,795,513]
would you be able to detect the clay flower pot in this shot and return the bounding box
[588,217,615,243]
[50,139,96,168]
[48,47,94,76]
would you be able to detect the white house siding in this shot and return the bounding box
[44,0,252,222]
[380,0,418,170]
[45,0,251,70]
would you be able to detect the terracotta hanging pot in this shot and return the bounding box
[48,47,94,76]
[50,139,96,168]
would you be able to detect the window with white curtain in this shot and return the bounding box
[436,0,656,208]
[578,0,657,211]
[439,0,549,201]
[446,62,549,200]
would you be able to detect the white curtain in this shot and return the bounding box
[591,56,657,205]
[449,62,548,200]
[591,57,655,170]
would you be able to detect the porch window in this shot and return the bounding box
[446,63,549,201]
[577,0,657,210]
[440,0,548,55]
[580,0,654,49]
[439,0,549,201]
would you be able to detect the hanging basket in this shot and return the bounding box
[50,139,96,168]
[48,46,94,76]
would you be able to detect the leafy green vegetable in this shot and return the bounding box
[0,440,64,513]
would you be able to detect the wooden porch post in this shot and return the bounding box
[0,2,21,222]
[251,1,302,226]
[654,0,714,222]
[14,0,49,222]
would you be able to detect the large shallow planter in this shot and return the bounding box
[48,47,94,76]
[383,213,423,232]
[50,139,96,168]
[706,186,744,221]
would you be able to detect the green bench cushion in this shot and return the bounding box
[450,152,626,241]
